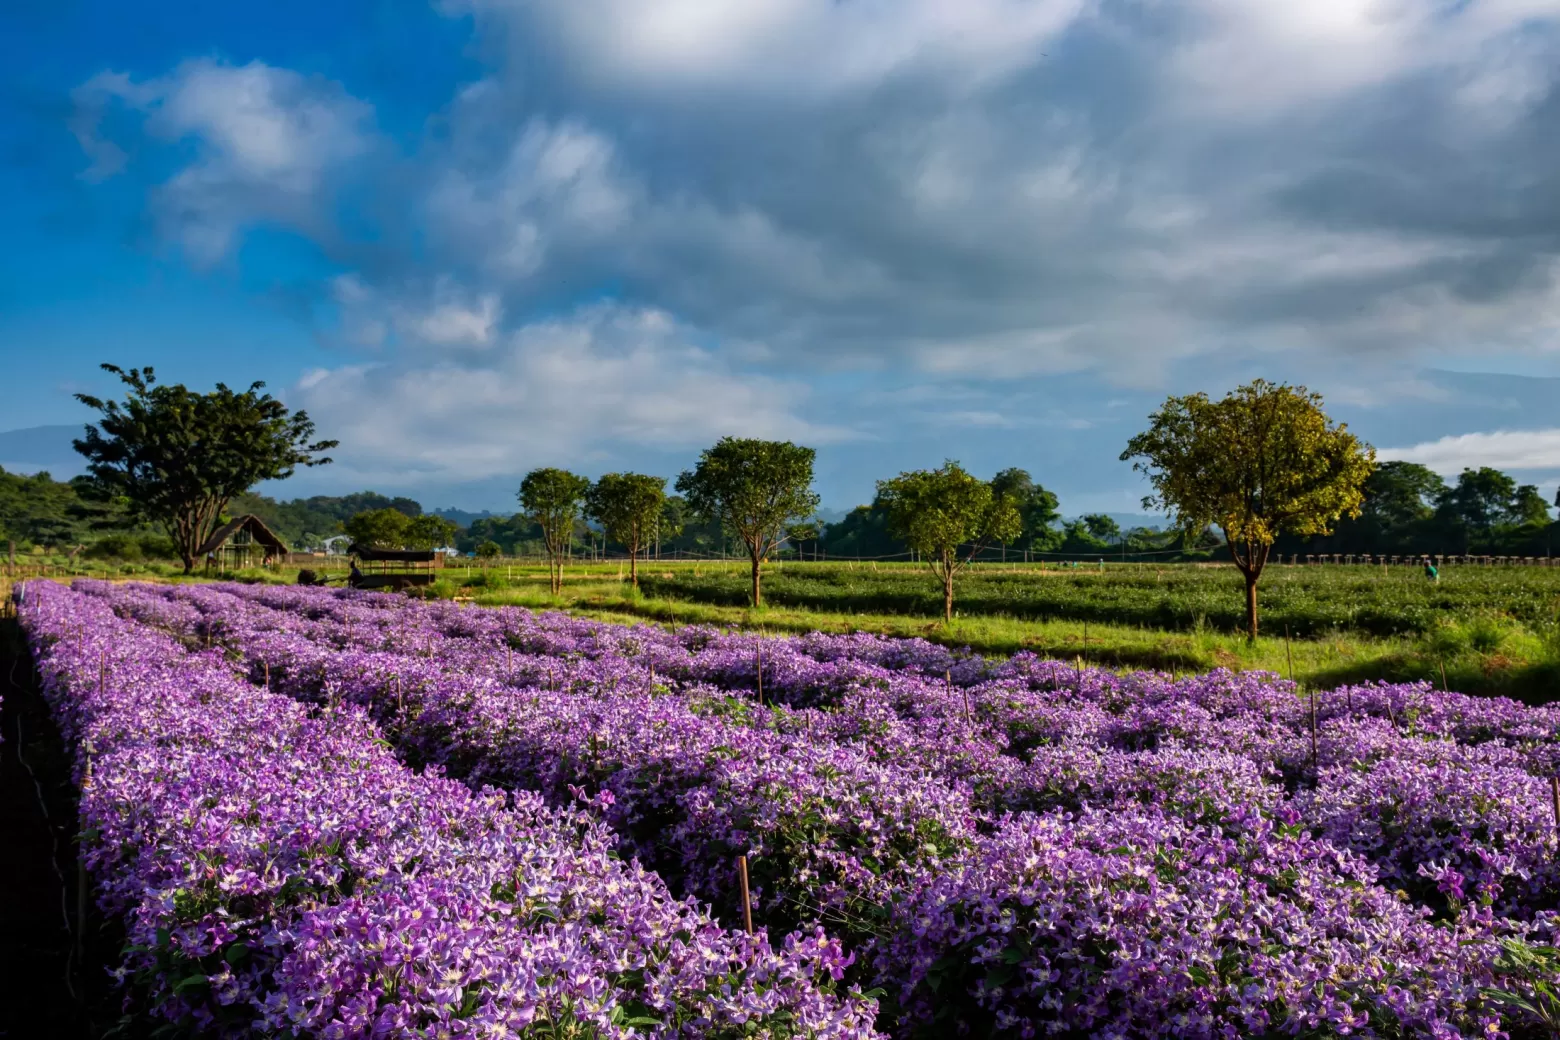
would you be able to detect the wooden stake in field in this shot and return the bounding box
[1309,685,1319,772]
[1284,625,1295,684]
[1438,659,1449,693]
[737,855,754,935]
[1551,776,1560,856]
[264,660,270,691]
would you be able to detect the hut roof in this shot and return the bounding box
[348,544,437,563]
[196,514,290,557]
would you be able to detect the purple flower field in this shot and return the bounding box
[17,578,1560,1038]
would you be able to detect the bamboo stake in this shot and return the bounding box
[1552,776,1559,857]
[1438,659,1449,693]
[737,855,754,935]
[1284,625,1295,684]
[264,660,270,691]
[1309,685,1319,772]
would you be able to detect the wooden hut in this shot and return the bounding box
[345,543,439,588]
[197,515,289,571]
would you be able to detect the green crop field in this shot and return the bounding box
[10,555,1558,702]
[634,560,1560,639]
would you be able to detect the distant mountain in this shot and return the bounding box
[1063,513,1167,532]
[0,425,86,476]
[433,507,503,527]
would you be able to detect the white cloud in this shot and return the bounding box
[1380,428,1560,473]
[452,0,1087,96]
[71,59,373,262]
[332,276,503,349]
[1166,0,1560,116]
[292,302,853,482]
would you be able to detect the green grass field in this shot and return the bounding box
[10,555,1559,702]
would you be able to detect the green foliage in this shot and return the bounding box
[635,561,1560,640]
[676,438,819,606]
[82,533,142,560]
[73,364,336,572]
[1122,379,1375,638]
[342,508,412,549]
[990,468,1062,552]
[585,473,666,583]
[476,540,502,559]
[520,468,591,593]
[403,513,458,551]
[232,490,420,549]
[1480,939,1560,1035]
[878,461,1023,621]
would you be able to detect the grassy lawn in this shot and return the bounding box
[10,555,1558,702]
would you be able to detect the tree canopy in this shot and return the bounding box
[877,460,1022,622]
[403,513,458,551]
[342,508,413,550]
[520,468,591,594]
[585,473,666,585]
[73,365,336,572]
[1122,379,1374,639]
[676,437,819,606]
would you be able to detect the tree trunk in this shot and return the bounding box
[943,570,954,623]
[750,552,762,607]
[1244,570,1259,641]
[629,542,638,587]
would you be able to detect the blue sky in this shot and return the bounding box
[3,0,1560,515]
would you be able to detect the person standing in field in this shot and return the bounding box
[1423,559,1438,582]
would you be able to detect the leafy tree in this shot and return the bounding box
[1509,484,1551,529]
[585,472,667,586]
[1361,461,1444,530]
[877,460,1022,622]
[1121,379,1374,640]
[403,513,459,551]
[343,508,412,549]
[73,365,336,572]
[676,438,819,607]
[476,540,502,560]
[990,467,1061,552]
[1437,467,1518,546]
[656,497,690,559]
[520,468,591,594]
[1082,514,1121,543]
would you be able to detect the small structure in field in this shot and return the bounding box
[347,543,440,589]
[198,515,289,570]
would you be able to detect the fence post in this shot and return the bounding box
[737,855,754,935]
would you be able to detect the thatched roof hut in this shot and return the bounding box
[197,515,289,564]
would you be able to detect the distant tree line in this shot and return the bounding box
[1273,462,1555,558]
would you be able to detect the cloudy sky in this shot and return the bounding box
[3,0,1560,514]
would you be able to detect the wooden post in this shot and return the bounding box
[1551,776,1559,856]
[1284,625,1295,684]
[264,660,270,691]
[755,645,763,707]
[737,855,754,935]
[1438,659,1448,693]
[1309,685,1319,771]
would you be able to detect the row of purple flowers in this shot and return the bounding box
[65,579,1560,1037]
